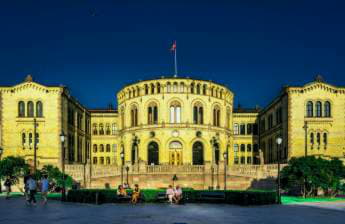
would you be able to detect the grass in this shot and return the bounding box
[0,192,61,199]
[282,196,345,204]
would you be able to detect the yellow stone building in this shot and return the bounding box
[1,74,344,174]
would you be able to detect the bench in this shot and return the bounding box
[117,192,132,202]
[156,192,167,202]
[198,191,226,203]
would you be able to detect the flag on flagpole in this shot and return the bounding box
[170,41,177,76]
[170,40,176,52]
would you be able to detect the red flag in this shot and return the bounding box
[170,41,176,51]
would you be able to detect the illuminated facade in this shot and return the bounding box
[0,75,344,172]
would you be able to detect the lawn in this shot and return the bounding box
[282,196,345,204]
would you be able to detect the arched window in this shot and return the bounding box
[247,144,252,152]
[173,82,178,93]
[106,144,111,152]
[99,124,104,135]
[324,101,331,117]
[148,142,159,165]
[93,144,97,153]
[27,101,34,117]
[240,144,245,152]
[317,133,321,147]
[144,84,149,95]
[213,106,221,127]
[316,101,322,117]
[106,124,111,135]
[157,83,161,93]
[211,87,214,96]
[234,123,239,135]
[112,123,117,135]
[150,83,155,94]
[93,123,98,135]
[196,84,201,94]
[310,133,314,148]
[203,84,207,95]
[307,101,314,117]
[22,133,26,146]
[148,103,158,125]
[180,82,184,92]
[190,83,195,94]
[192,141,204,165]
[170,101,181,123]
[167,82,171,93]
[131,106,138,127]
[18,101,25,117]
[100,144,104,152]
[193,103,204,124]
[220,90,223,99]
[323,133,328,149]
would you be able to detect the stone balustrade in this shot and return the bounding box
[146,165,205,174]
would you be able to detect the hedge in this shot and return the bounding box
[67,189,277,205]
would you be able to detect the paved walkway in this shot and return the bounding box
[1,197,345,224]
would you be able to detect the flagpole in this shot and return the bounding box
[174,41,178,77]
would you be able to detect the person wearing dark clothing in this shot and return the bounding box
[26,176,37,205]
[4,178,12,199]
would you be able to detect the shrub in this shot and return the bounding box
[67,188,277,205]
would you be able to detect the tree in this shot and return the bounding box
[41,165,73,189]
[281,156,345,197]
[0,156,29,185]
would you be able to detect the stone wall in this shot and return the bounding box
[65,163,285,190]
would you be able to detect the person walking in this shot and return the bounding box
[4,177,12,199]
[23,174,30,201]
[41,175,49,205]
[27,175,37,205]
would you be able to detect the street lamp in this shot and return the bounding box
[120,150,124,186]
[125,166,129,186]
[303,121,308,199]
[60,132,66,201]
[276,137,282,204]
[0,146,3,193]
[223,152,228,190]
[33,118,38,173]
[172,174,178,188]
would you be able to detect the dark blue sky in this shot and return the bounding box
[1,0,345,109]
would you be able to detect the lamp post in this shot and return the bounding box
[303,121,308,198]
[125,166,129,186]
[33,118,38,173]
[223,151,228,190]
[276,137,282,204]
[0,146,3,193]
[172,174,178,188]
[60,132,66,201]
[120,150,124,186]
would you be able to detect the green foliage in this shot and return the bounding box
[66,189,277,205]
[41,165,73,188]
[281,156,345,197]
[0,156,29,184]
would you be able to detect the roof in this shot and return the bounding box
[233,108,261,113]
[121,75,232,91]
[89,109,118,113]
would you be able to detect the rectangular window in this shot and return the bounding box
[247,157,252,164]
[240,124,245,135]
[240,156,245,164]
[247,124,252,135]
[253,124,258,135]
